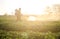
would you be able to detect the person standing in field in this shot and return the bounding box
[15,8,21,21]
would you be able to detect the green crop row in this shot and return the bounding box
[0,30,60,39]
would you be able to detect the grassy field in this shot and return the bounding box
[0,15,60,39]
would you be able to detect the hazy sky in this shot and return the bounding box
[0,0,60,15]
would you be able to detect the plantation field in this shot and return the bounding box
[0,16,60,39]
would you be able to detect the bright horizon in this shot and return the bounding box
[0,0,60,15]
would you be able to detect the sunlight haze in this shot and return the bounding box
[0,0,60,15]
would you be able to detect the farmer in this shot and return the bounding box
[15,8,21,21]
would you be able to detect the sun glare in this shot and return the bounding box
[20,0,60,15]
[27,16,36,21]
[21,0,46,15]
[0,0,60,15]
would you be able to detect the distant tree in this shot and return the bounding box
[44,4,60,19]
[51,4,60,20]
[44,6,52,15]
[52,4,60,15]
